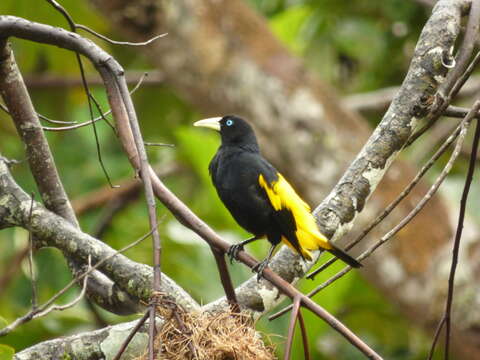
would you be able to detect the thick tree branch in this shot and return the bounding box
[13,318,160,360]
[0,41,78,226]
[0,158,199,313]
[315,0,468,240]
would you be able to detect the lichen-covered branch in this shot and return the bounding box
[0,41,78,226]
[13,318,159,360]
[0,158,199,313]
[314,0,469,240]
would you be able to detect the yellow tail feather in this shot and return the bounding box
[259,173,333,259]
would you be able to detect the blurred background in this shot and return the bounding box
[0,0,476,359]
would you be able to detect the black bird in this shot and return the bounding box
[194,115,361,278]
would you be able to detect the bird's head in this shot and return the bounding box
[194,115,259,148]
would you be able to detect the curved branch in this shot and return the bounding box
[0,159,199,313]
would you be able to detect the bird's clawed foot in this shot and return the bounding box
[227,243,244,264]
[252,259,270,281]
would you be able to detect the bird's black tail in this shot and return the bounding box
[328,245,362,268]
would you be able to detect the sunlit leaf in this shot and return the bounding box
[0,344,15,360]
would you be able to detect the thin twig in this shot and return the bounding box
[87,93,116,131]
[443,114,480,360]
[284,295,301,360]
[149,305,157,360]
[297,310,310,360]
[112,310,151,360]
[212,248,239,312]
[144,142,175,147]
[0,102,76,125]
[0,257,90,337]
[45,0,118,189]
[107,64,163,360]
[427,316,446,360]
[76,23,167,46]
[42,72,147,132]
[35,256,91,318]
[27,193,38,310]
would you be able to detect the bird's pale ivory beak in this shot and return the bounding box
[193,117,222,131]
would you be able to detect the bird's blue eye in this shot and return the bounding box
[226,119,234,126]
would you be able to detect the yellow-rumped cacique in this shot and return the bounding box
[194,115,361,278]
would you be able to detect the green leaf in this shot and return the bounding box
[269,5,311,54]
[0,344,15,360]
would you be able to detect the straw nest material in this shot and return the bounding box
[137,306,275,360]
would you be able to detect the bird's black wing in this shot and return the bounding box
[209,148,277,236]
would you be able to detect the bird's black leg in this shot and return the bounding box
[252,243,277,281]
[227,235,260,264]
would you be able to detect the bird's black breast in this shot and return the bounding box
[209,146,278,236]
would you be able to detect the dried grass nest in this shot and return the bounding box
[138,306,275,360]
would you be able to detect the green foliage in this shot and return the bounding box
[270,5,312,55]
[0,344,15,360]
[257,0,428,94]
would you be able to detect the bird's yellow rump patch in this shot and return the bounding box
[258,173,332,260]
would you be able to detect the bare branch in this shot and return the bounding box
[0,41,78,227]
[112,311,151,360]
[76,23,167,46]
[443,105,480,359]
[42,71,147,132]
[342,75,480,115]
[0,38,141,314]
[284,295,301,360]
[0,102,76,125]
[23,71,164,89]
[0,219,160,336]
